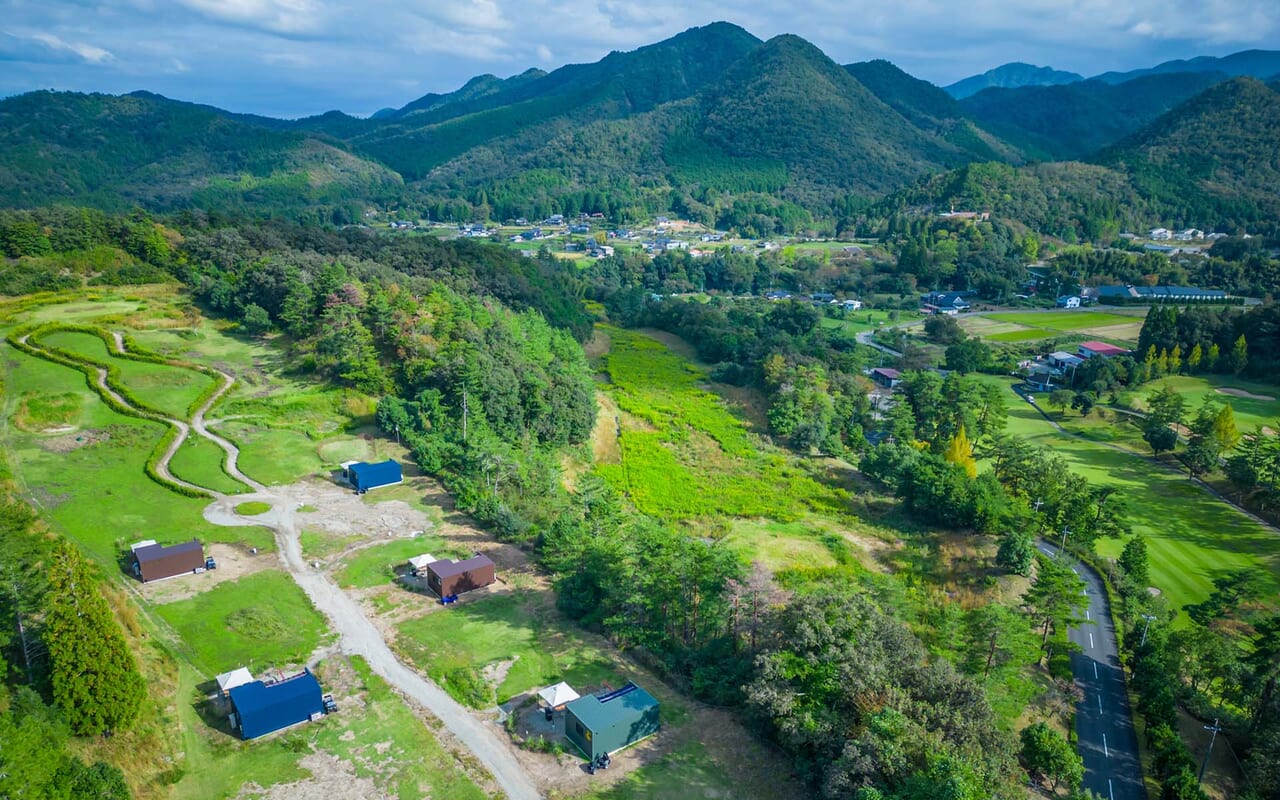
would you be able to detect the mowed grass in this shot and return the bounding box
[986,328,1055,343]
[0,347,273,567]
[396,592,621,706]
[335,536,461,589]
[1120,375,1280,434]
[37,329,214,419]
[216,422,327,486]
[153,570,328,676]
[987,310,1144,331]
[818,309,907,335]
[993,377,1280,621]
[168,435,248,494]
[595,326,846,522]
[586,741,749,800]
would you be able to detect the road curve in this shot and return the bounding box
[1040,541,1144,800]
[205,496,543,800]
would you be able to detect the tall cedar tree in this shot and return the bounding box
[45,541,145,734]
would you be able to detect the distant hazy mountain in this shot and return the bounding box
[373,69,547,120]
[1092,49,1280,85]
[960,71,1228,160]
[0,91,401,215]
[944,63,1082,99]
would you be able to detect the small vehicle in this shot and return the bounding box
[205,557,218,570]
[323,694,338,714]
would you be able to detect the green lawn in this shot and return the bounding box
[335,536,461,589]
[169,435,249,494]
[0,346,272,567]
[37,329,214,419]
[993,377,1280,621]
[986,328,1055,343]
[234,500,271,516]
[152,570,328,676]
[586,741,747,800]
[819,310,911,336]
[396,592,622,707]
[1119,375,1280,433]
[216,422,327,486]
[987,310,1144,331]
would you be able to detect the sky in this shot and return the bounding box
[2,0,1278,118]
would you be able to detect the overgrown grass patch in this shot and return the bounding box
[152,570,328,676]
[583,741,744,800]
[334,536,460,589]
[396,592,622,707]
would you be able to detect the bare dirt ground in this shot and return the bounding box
[38,427,110,453]
[236,752,389,800]
[1217,387,1276,401]
[139,542,274,604]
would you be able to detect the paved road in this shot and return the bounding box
[205,495,542,800]
[1040,542,1144,800]
[855,329,903,358]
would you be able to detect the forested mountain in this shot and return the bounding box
[844,59,1017,162]
[0,91,402,222]
[373,68,548,120]
[1095,77,1280,227]
[944,62,1083,99]
[1092,48,1280,84]
[959,71,1228,160]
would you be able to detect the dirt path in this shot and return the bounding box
[204,494,542,800]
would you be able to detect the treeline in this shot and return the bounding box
[0,494,140,798]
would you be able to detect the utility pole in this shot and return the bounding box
[1199,718,1223,786]
[1058,527,1070,557]
[1140,613,1157,647]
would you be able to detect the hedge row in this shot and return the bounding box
[8,325,212,499]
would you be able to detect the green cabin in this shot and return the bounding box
[563,682,660,760]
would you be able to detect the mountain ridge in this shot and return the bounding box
[944,62,1083,99]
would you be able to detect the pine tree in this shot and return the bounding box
[943,424,978,478]
[1118,534,1150,587]
[45,542,145,735]
[1230,335,1249,375]
[1187,343,1203,373]
[1207,343,1221,372]
[1169,344,1182,375]
[1214,403,1241,452]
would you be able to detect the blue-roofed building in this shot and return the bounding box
[228,670,326,739]
[564,682,660,760]
[343,460,403,493]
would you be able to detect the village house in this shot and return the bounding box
[870,367,902,390]
[1078,341,1128,359]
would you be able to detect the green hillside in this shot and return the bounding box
[0,91,402,219]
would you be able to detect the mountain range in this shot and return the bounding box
[0,22,1277,234]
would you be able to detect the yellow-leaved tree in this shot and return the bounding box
[943,424,978,478]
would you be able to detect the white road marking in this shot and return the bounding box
[1103,733,1109,758]
[1086,609,1091,620]
[1072,567,1078,574]
[1099,695,1103,714]
[1094,662,1099,680]
[1089,632,1095,649]
[1109,778,1115,800]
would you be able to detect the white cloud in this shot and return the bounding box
[175,0,325,35]
[21,31,115,63]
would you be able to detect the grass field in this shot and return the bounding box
[987,310,1145,331]
[334,536,461,589]
[1119,375,1280,433]
[152,570,329,676]
[37,328,215,419]
[969,309,1146,346]
[992,377,1280,620]
[595,326,846,522]
[586,741,745,800]
[819,309,911,336]
[168,435,247,494]
[396,592,623,707]
[234,500,271,515]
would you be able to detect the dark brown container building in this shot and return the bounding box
[425,554,496,597]
[132,539,205,582]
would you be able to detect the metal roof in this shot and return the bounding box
[216,667,255,693]
[428,554,495,579]
[565,683,658,733]
[229,670,324,739]
[133,539,202,564]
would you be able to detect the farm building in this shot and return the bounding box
[1078,341,1129,359]
[228,670,326,740]
[870,367,902,389]
[343,459,402,493]
[564,682,660,760]
[425,554,496,598]
[131,539,205,582]
[215,667,255,697]
[1048,351,1084,370]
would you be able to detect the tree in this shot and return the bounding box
[1020,721,1083,790]
[943,425,978,478]
[45,541,146,735]
[1187,343,1203,373]
[1146,384,1187,428]
[963,604,1038,679]
[1206,342,1221,372]
[923,314,964,345]
[1143,421,1178,457]
[1168,344,1182,375]
[1071,391,1096,417]
[1023,556,1086,651]
[996,529,1035,576]
[1048,389,1074,416]
[1212,403,1241,452]
[1229,335,1248,375]
[1118,534,1150,587]
[240,303,271,334]
[944,337,992,374]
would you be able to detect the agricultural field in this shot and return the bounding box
[973,308,1147,345]
[818,308,910,335]
[593,326,847,525]
[992,377,1280,620]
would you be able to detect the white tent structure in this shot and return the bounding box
[216,667,255,696]
[537,681,580,709]
[408,554,437,576]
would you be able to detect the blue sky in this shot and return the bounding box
[2,0,1277,118]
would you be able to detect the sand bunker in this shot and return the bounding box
[1217,387,1275,401]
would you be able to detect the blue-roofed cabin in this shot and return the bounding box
[343,460,403,493]
[228,670,326,739]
